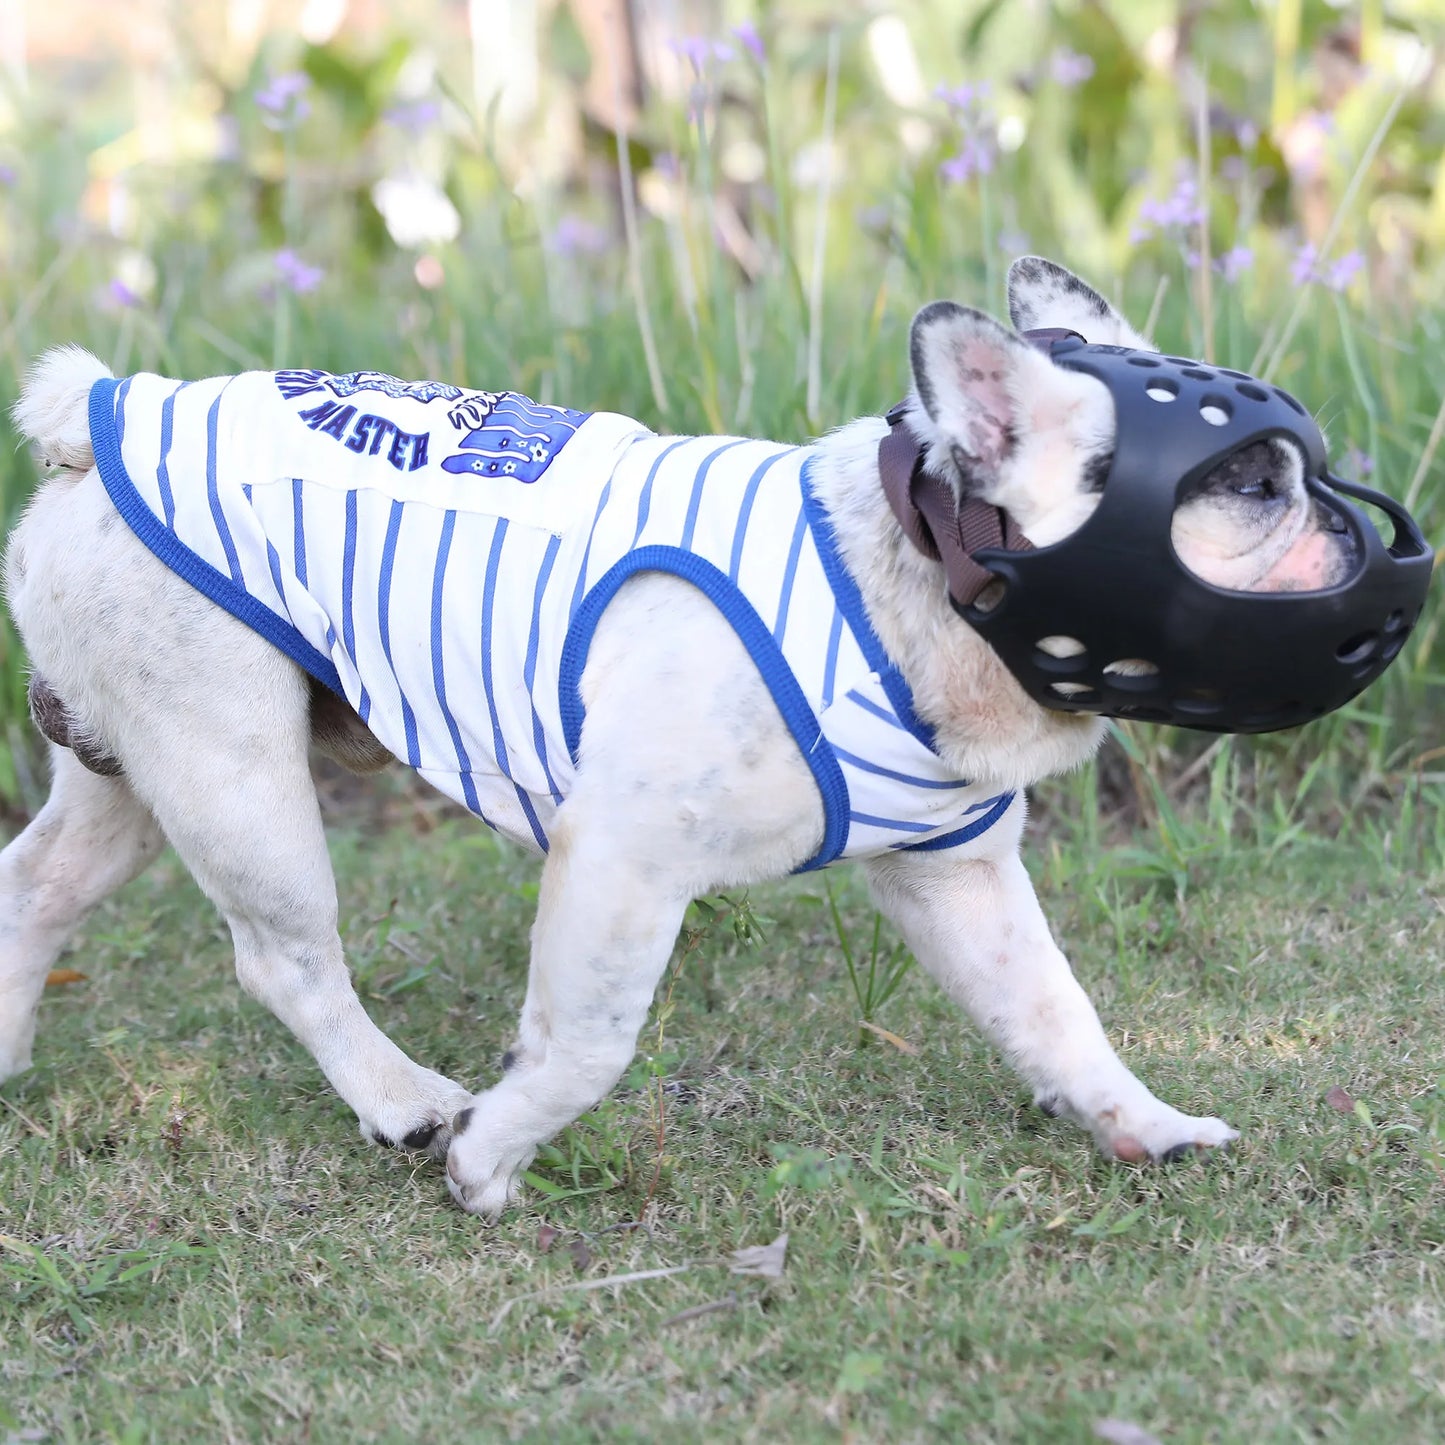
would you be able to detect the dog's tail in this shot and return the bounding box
[11,345,113,474]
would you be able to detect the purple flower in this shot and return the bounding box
[0,163,16,187]
[255,71,311,130]
[1050,48,1095,87]
[1289,242,1364,291]
[1215,245,1254,282]
[384,98,441,136]
[108,278,141,308]
[275,248,323,294]
[1137,175,1205,234]
[732,21,764,63]
[546,214,611,257]
[998,226,1031,256]
[1290,242,1319,286]
[934,81,990,114]
[940,133,996,184]
[1342,446,1375,478]
[670,35,733,74]
[1325,250,1365,291]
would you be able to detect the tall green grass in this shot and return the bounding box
[0,0,1440,819]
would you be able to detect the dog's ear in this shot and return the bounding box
[1007,256,1152,349]
[908,300,1048,492]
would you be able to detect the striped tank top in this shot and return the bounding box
[86,368,1015,868]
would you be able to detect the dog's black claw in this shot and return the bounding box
[402,1122,440,1151]
[1035,1095,1061,1118]
[1159,1142,1196,1164]
[451,1106,474,1138]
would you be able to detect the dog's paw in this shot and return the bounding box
[358,1071,475,1162]
[1093,1104,1239,1164]
[0,1026,37,1087]
[443,1100,538,1219]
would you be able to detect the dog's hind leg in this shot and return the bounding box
[7,451,470,1157]
[113,637,475,1158]
[0,748,165,1082]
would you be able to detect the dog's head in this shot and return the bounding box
[903,256,1355,595]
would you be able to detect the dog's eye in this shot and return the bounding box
[1233,477,1276,500]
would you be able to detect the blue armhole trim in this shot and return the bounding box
[559,545,850,872]
[798,457,937,751]
[900,790,1016,851]
[88,377,346,698]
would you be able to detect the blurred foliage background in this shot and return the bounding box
[0,0,1441,821]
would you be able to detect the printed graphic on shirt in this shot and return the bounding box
[273,370,590,483]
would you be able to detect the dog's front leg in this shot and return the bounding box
[445,819,690,1218]
[865,836,1238,1162]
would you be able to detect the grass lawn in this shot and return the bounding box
[3,772,1444,1443]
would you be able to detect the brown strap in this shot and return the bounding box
[876,327,1078,607]
[877,403,1034,608]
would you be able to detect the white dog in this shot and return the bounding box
[1,259,1349,1216]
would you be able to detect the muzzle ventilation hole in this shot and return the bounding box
[1033,636,1088,674]
[1103,658,1161,690]
[1199,396,1232,426]
[1146,383,1178,403]
[1336,631,1378,664]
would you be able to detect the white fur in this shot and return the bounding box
[10,345,110,474]
[1,263,1245,1219]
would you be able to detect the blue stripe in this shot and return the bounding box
[800,457,936,749]
[112,377,133,453]
[849,811,937,834]
[263,539,286,603]
[429,511,483,817]
[378,500,420,767]
[830,743,968,789]
[846,687,910,730]
[559,545,850,872]
[292,479,307,587]
[899,792,1017,851]
[820,606,844,708]
[205,382,244,585]
[479,521,550,852]
[679,439,749,551]
[341,490,371,723]
[86,377,344,696]
[569,479,614,620]
[155,381,189,529]
[772,508,809,645]
[728,450,793,583]
[630,437,697,547]
[525,533,564,805]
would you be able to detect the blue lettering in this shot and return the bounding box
[318,404,357,440]
[408,432,429,471]
[367,418,395,456]
[387,428,409,469]
[297,400,339,429]
[346,414,376,453]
